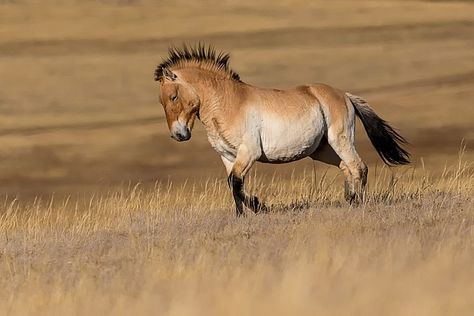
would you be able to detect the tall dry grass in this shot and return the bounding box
[0,153,473,315]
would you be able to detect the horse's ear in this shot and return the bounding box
[163,67,177,81]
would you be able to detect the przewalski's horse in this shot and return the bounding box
[154,44,409,216]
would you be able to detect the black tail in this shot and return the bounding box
[347,93,410,166]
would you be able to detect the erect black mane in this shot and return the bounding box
[154,43,241,82]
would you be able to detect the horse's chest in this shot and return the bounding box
[207,131,237,162]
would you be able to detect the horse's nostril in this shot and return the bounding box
[180,131,191,141]
[171,122,191,142]
[171,129,190,142]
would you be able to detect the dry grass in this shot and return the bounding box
[1,0,473,196]
[1,1,474,314]
[1,154,473,315]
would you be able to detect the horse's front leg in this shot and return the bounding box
[221,146,266,216]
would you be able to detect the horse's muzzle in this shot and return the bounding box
[170,122,191,142]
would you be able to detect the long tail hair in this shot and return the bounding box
[347,93,410,165]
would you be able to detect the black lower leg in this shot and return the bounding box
[228,174,245,216]
[246,195,268,213]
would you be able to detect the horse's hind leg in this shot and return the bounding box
[310,140,355,202]
[325,121,368,204]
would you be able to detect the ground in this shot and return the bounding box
[0,0,473,315]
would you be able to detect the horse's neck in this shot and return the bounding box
[195,79,241,128]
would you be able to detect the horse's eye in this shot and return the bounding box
[170,95,178,102]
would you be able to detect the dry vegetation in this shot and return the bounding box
[0,0,473,196]
[1,156,473,315]
[1,0,474,315]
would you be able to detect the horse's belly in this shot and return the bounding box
[259,114,324,163]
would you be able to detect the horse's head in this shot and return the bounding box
[157,68,200,142]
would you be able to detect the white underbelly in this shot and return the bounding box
[259,110,325,162]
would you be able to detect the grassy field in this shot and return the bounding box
[0,0,473,197]
[0,0,473,315]
[1,157,473,315]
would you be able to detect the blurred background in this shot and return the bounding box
[0,0,473,199]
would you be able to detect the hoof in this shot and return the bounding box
[346,193,365,206]
[249,196,269,214]
[345,193,355,205]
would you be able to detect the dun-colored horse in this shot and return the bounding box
[155,44,409,216]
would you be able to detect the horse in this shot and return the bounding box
[154,44,410,216]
